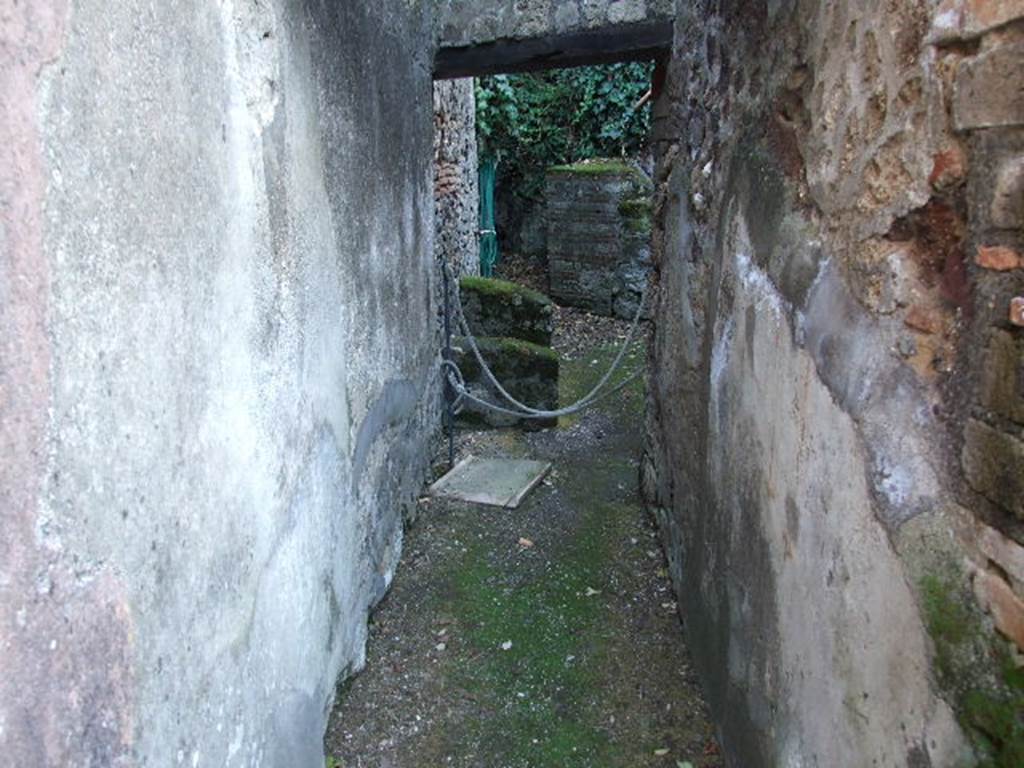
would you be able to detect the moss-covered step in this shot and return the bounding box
[452,335,558,430]
[459,276,555,347]
[547,159,653,190]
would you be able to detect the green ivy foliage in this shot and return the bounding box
[475,62,653,202]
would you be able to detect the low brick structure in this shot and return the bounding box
[454,276,559,429]
[546,161,652,318]
[452,336,559,430]
[459,275,554,345]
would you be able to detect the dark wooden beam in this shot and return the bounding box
[434,21,673,79]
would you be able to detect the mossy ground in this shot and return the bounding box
[558,341,646,428]
[445,477,630,765]
[325,329,718,768]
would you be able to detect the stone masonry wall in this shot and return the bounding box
[434,0,674,77]
[644,0,1024,765]
[0,1,438,765]
[938,2,1024,545]
[434,77,480,276]
[547,163,653,318]
[437,0,674,50]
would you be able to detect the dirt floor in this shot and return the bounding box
[324,278,722,768]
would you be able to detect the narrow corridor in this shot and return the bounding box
[324,315,720,768]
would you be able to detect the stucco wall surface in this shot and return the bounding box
[0,1,438,765]
[644,0,1024,765]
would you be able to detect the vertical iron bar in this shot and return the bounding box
[442,264,455,469]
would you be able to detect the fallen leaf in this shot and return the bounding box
[518,537,534,548]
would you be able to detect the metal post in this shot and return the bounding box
[442,264,455,469]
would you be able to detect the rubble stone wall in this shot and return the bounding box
[644,1,1024,765]
[434,0,674,76]
[434,78,481,276]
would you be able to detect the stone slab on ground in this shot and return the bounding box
[429,454,551,509]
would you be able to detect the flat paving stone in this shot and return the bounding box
[429,454,551,508]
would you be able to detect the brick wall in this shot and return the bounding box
[936,0,1024,651]
[546,163,652,318]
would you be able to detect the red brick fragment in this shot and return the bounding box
[977,523,1024,586]
[904,305,942,335]
[969,0,1024,32]
[929,146,967,191]
[1011,297,1024,327]
[933,0,1024,42]
[974,570,1024,650]
[976,245,1022,271]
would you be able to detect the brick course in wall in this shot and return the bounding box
[545,163,652,318]
[939,6,1024,532]
[939,6,1024,668]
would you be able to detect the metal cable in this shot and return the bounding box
[441,263,649,420]
[448,367,643,420]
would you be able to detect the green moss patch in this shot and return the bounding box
[442,467,636,766]
[920,570,1024,767]
[619,196,653,234]
[618,197,653,219]
[456,335,559,377]
[548,159,638,176]
[559,342,645,428]
[460,275,552,309]
[489,336,559,363]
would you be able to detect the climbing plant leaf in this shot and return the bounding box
[475,62,653,203]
